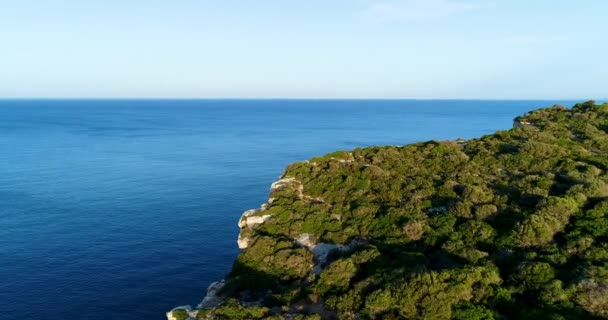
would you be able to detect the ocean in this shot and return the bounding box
[0,99,577,319]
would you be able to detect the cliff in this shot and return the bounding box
[169,101,608,320]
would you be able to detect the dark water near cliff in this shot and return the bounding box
[0,99,577,320]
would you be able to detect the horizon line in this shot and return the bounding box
[0,97,599,101]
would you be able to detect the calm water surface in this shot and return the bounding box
[0,99,576,319]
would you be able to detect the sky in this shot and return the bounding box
[0,0,607,99]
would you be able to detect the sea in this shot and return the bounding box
[0,99,579,320]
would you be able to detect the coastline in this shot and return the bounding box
[167,102,608,319]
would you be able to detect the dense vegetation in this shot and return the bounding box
[191,101,608,319]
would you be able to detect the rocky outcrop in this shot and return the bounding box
[237,207,271,250]
[236,176,304,249]
[235,175,362,269]
[270,177,297,192]
[198,280,226,309]
[513,119,535,129]
[238,209,272,229]
[236,208,271,249]
[237,234,254,250]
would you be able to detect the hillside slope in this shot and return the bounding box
[170,101,608,320]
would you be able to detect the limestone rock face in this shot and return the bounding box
[236,176,294,249]
[237,234,254,249]
[245,215,272,228]
[238,209,271,229]
[270,177,297,192]
[238,209,258,228]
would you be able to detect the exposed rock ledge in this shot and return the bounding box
[237,208,273,249]
[237,208,271,250]
[166,281,226,320]
[166,305,195,320]
[237,176,324,250]
[238,209,272,229]
[234,177,291,250]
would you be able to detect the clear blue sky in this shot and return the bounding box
[1,0,606,99]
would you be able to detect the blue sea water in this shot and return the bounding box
[0,99,578,320]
